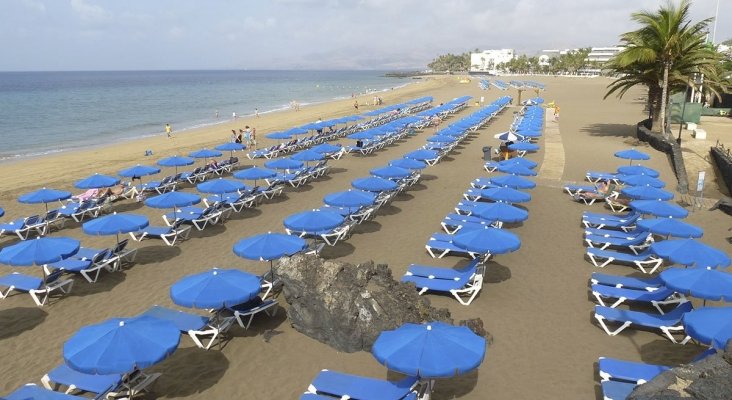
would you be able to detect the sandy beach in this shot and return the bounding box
[1,75,730,399]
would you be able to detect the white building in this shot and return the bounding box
[470,49,515,74]
[540,46,623,65]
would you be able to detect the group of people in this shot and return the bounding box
[231,126,257,148]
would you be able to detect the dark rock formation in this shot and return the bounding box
[628,343,732,400]
[274,255,486,353]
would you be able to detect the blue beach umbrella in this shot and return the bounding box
[0,236,80,266]
[404,149,439,161]
[351,177,399,192]
[615,148,650,165]
[18,187,72,213]
[489,174,536,189]
[480,187,531,203]
[0,207,4,218]
[621,186,674,201]
[233,232,309,278]
[370,166,411,180]
[496,164,538,177]
[636,218,703,238]
[453,226,521,255]
[64,316,180,375]
[285,127,308,136]
[661,267,732,302]
[311,143,343,154]
[426,135,455,143]
[234,166,277,187]
[508,142,540,152]
[215,142,246,158]
[266,131,292,140]
[170,268,261,309]
[265,158,304,171]
[75,174,121,189]
[499,158,537,169]
[683,307,732,349]
[118,164,161,179]
[630,200,688,218]
[291,150,325,162]
[283,210,345,234]
[473,202,529,225]
[348,131,377,140]
[197,178,247,194]
[145,191,201,221]
[515,130,542,138]
[324,190,377,209]
[619,175,666,188]
[157,155,195,174]
[617,165,660,177]
[650,239,731,269]
[372,321,486,378]
[389,158,427,170]
[189,149,223,165]
[83,212,149,243]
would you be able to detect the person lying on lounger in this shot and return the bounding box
[207,159,220,171]
[96,183,130,202]
[573,180,617,201]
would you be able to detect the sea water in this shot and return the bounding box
[0,70,407,161]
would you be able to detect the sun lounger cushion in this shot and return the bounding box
[5,384,90,399]
[308,369,417,400]
[598,357,670,384]
[590,273,663,290]
[43,364,121,395]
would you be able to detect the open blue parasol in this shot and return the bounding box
[0,236,80,266]
[283,210,344,234]
[472,202,529,225]
[370,166,411,180]
[352,177,398,192]
[630,200,688,218]
[265,158,304,171]
[617,165,659,177]
[170,268,261,309]
[480,187,531,203]
[75,174,120,189]
[390,158,427,170]
[619,175,666,188]
[636,218,703,238]
[18,187,72,214]
[661,267,732,302]
[496,164,538,177]
[621,186,673,201]
[404,149,439,161]
[651,239,731,269]
[615,148,650,165]
[324,190,377,209]
[82,212,149,244]
[453,226,521,255]
[197,178,247,194]
[683,307,732,349]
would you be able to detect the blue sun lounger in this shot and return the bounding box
[594,302,693,343]
[402,259,484,305]
[590,272,664,291]
[564,183,597,196]
[129,220,192,246]
[226,296,279,330]
[470,177,498,189]
[584,227,647,239]
[586,171,622,184]
[425,233,480,259]
[0,215,42,240]
[601,380,637,400]
[0,270,74,307]
[590,285,685,313]
[41,364,120,399]
[584,233,652,254]
[598,357,670,384]
[441,213,496,234]
[4,384,92,400]
[586,247,664,273]
[47,249,118,283]
[582,211,641,231]
[140,305,231,350]
[305,369,418,400]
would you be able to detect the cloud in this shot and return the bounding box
[21,0,46,12]
[70,0,110,22]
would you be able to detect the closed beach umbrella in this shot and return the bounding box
[496,164,538,177]
[64,316,180,375]
[480,187,531,203]
[351,177,398,192]
[621,186,674,201]
[473,202,529,225]
[619,175,666,188]
[370,166,411,180]
[18,187,72,214]
[453,226,521,256]
[661,267,732,302]
[404,149,439,162]
[283,210,344,234]
[197,178,247,195]
[617,165,660,177]
[157,155,195,174]
[683,307,732,349]
[83,212,149,244]
[651,239,731,269]
[630,200,688,218]
[508,142,540,152]
[614,148,650,164]
[170,268,261,309]
[75,173,120,189]
[324,190,377,209]
[265,158,304,171]
[390,158,427,170]
[489,174,536,189]
[372,321,486,378]
[233,232,309,278]
[0,236,79,266]
[636,218,703,238]
[499,158,537,169]
[234,166,277,187]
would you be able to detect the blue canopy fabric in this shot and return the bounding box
[82,213,149,236]
[617,165,660,177]
[0,237,80,266]
[63,316,180,374]
[621,186,674,201]
[75,174,121,189]
[189,148,223,159]
[489,174,536,189]
[311,143,343,154]
[614,148,650,161]
[426,135,455,143]
[157,155,195,167]
[661,267,732,302]
[285,127,308,136]
[651,239,731,269]
[619,175,666,188]
[283,210,344,233]
[508,142,540,152]
[498,158,537,169]
[324,190,377,208]
[18,188,72,204]
[630,200,688,218]
[372,321,486,378]
[453,227,521,255]
[480,187,532,203]
[266,131,292,140]
[0,207,4,218]
[390,158,427,170]
[144,191,201,209]
[233,232,308,261]
[352,177,399,192]
[348,131,377,140]
[234,166,277,180]
[404,149,439,161]
[291,150,325,162]
[170,268,261,309]
[118,164,161,178]
[683,307,732,349]
[197,178,247,194]
[265,158,304,170]
[496,164,538,177]
[473,202,529,223]
[636,218,703,238]
[215,142,246,152]
[370,166,411,179]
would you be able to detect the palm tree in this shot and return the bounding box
[606,0,715,134]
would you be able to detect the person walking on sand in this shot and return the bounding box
[244,126,252,147]
[354,100,359,110]
[255,108,259,118]
[165,123,172,138]
[232,111,237,120]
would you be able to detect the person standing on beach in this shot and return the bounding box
[165,123,172,138]
[255,108,259,118]
[354,100,359,110]
[215,110,219,119]
[244,126,252,147]
[251,127,257,148]
[232,111,238,120]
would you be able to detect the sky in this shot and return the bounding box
[0,0,729,71]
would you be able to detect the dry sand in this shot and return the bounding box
[1,75,730,399]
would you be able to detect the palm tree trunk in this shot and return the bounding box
[658,61,670,137]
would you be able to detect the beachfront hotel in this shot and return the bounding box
[469,49,516,75]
